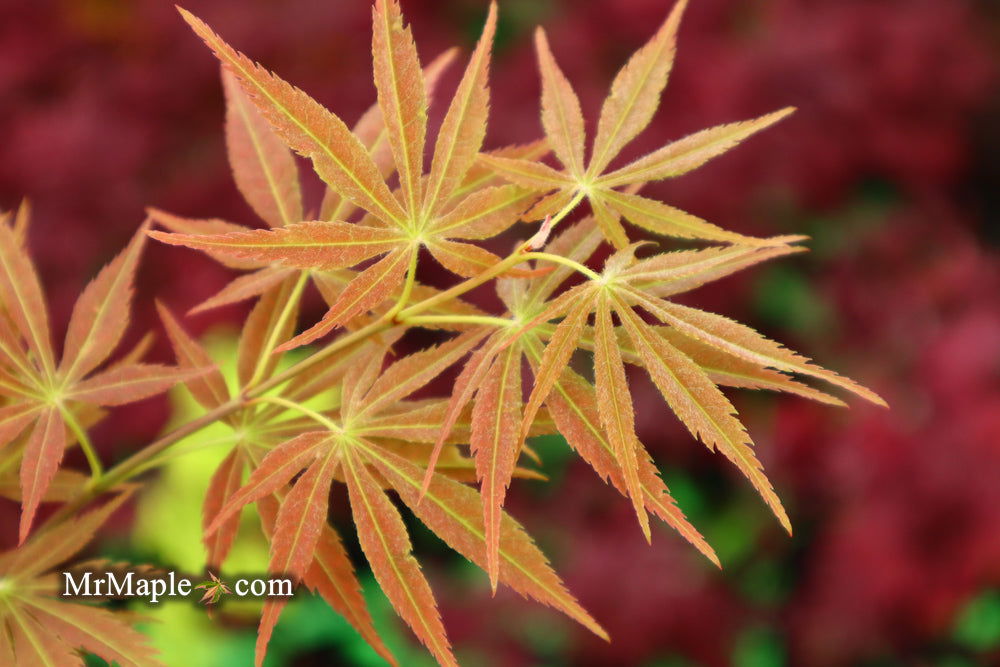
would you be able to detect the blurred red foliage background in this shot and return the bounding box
[1,0,998,665]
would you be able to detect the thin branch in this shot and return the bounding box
[402,314,514,328]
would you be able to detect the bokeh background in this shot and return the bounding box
[2,0,999,665]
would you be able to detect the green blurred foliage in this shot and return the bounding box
[733,625,786,667]
[953,590,1000,652]
[753,265,831,337]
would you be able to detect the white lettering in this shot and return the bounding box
[107,572,133,597]
[62,571,91,596]
[269,578,293,596]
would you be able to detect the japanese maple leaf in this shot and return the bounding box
[507,228,885,539]
[159,295,404,665]
[0,217,203,542]
[137,310,406,666]
[423,221,722,589]
[425,216,885,584]
[162,300,520,667]
[147,46,457,316]
[0,493,163,666]
[152,1,544,351]
[201,335,603,667]
[481,0,798,248]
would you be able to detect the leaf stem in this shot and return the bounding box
[385,246,419,320]
[60,405,102,477]
[246,270,309,390]
[548,189,586,228]
[249,395,341,433]
[521,251,601,281]
[397,251,531,320]
[249,318,394,398]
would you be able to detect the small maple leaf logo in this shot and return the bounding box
[195,571,232,607]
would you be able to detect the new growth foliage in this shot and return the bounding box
[0,1,884,665]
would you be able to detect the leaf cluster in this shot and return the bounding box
[0,1,885,666]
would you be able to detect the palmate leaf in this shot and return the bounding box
[481,0,798,248]
[0,493,163,667]
[149,45,458,321]
[160,2,547,350]
[0,216,205,542]
[152,9,534,350]
[200,331,601,666]
[161,301,400,665]
[50,2,887,665]
[424,223,714,582]
[159,297,400,665]
[513,237,884,540]
[194,572,232,606]
[413,216,874,578]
